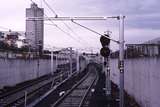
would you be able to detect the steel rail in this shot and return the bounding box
[0,70,77,107]
[78,69,99,107]
[51,66,98,107]
[27,71,78,107]
[51,70,91,107]
[0,75,51,99]
[3,78,53,107]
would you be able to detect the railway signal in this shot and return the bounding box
[100,34,110,47]
[100,32,112,106]
[100,47,110,57]
[100,34,111,57]
[27,15,125,107]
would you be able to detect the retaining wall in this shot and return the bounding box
[0,57,87,89]
[110,57,160,107]
[0,58,54,88]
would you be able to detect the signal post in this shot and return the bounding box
[27,15,125,107]
[100,33,111,106]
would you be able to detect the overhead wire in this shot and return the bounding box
[42,0,109,48]
[44,14,84,46]
[28,0,84,47]
[42,0,88,46]
[62,22,92,46]
[42,0,91,46]
[72,20,119,43]
[29,0,100,50]
[42,0,57,17]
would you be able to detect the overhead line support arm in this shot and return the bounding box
[26,16,119,21]
[71,20,119,44]
[26,16,119,44]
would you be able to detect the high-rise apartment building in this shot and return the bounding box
[26,3,44,51]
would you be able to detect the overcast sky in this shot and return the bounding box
[0,0,160,51]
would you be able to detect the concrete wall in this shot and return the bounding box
[110,57,160,107]
[0,56,87,89]
[0,58,54,88]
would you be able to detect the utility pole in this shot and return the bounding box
[50,50,54,88]
[69,47,72,76]
[76,50,80,73]
[55,54,58,70]
[37,49,40,78]
[51,51,53,75]
[119,15,125,107]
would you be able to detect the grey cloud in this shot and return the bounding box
[1,0,160,48]
[125,14,160,29]
[53,0,160,29]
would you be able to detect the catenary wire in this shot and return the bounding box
[42,0,91,46]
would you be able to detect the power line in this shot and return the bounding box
[72,21,102,36]
[42,3,87,47]
[62,22,91,46]
[44,14,84,46]
[27,0,84,46]
[42,0,57,16]
[44,23,85,46]
[42,0,84,45]
[29,0,95,47]
[42,0,91,46]
[72,20,119,43]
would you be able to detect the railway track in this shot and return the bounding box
[51,64,99,107]
[0,63,95,107]
[0,74,53,107]
[0,69,69,107]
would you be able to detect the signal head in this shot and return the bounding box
[100,47,110,57]
[100,34,110,47]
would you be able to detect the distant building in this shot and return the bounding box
[0,31,27,49]
[26,3,44,51]
[144,37,160,44]
[125,37,160,58]
[5,32,19,47]
[0,32,5,41]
